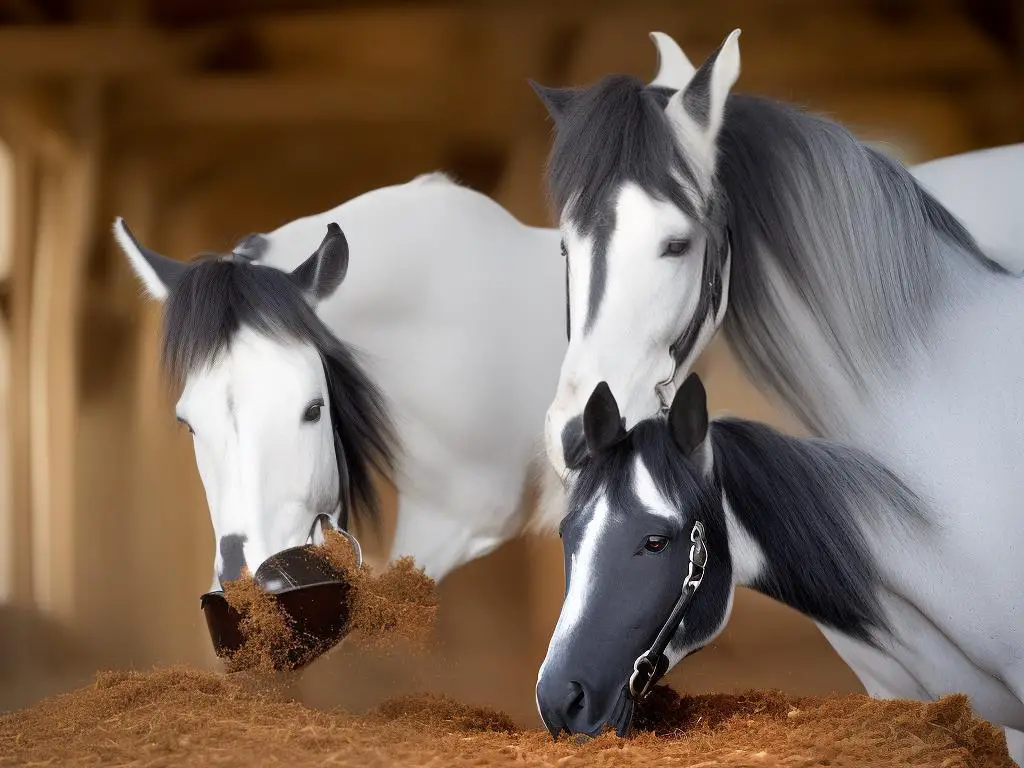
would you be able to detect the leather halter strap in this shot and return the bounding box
[656,226,732,413]
[628,520,708,700]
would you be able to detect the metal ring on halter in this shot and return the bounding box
[688,521,707,581]
[308,512,364,568]
[629,653,658,700]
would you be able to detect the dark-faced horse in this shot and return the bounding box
[538,376,1024,759]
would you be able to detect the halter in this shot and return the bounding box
[627,519,708,700]
[655,226,732,413]
[307,512,363,567]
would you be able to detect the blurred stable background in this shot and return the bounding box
[0,0,1022,726]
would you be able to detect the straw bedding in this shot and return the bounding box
[3,532,1011,766]
[1,666,1012,767]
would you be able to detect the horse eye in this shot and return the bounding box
[177,416,194,436]
[663,238,691,257]
[302,400,324,424]
[560,239,568,258]
[644,535,669,553]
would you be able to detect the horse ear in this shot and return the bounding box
[231,232,269,262]
[290,222,349,302]
[649,31,697,89]
[583,381,627,455]
[529,80,579,123]
[664,28,741,190]
[669,373,709,458]
[113,217,189,302]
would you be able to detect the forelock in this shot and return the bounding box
[545,74,701,235]
[568,419,713,521]
[162,257,323,382]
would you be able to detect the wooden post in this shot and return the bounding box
[26,82,102,625]
[0,139,36,605]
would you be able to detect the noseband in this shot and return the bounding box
[627,519,708,700]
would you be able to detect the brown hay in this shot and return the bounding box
[316,528,438,651]
[0,667,1012,767]
[221,568,299,673]
[221,530,438,672]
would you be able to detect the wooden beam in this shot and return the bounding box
[112,73,534,141]
[103,7,1011,142]
[0,25,187,78]
[0,2,1006,87]
[244,3,1008,86]
[0,86,71,163]
[546,7,1008,88]
[0,0,47,23]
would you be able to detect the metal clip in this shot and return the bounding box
[684,521,707,590]
[629,653,658,700]
[308,512,363,567]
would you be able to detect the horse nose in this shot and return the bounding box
[562,681,587,726]
[537,676,609,739]
[217,533,248,584]
[561,416,587,469]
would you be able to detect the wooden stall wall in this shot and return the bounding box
[1,0,1021,724]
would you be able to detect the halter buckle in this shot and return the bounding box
[685,521,707,589]
[629,653,659,700]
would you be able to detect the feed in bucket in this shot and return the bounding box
[200,518,438,672]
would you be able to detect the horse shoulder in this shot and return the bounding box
[909,144,1024,275]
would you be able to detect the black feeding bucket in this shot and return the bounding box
[199,519,363,671]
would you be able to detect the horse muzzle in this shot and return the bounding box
[200,515,362,671]
[536,673,635,741]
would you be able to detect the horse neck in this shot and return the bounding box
[709,417,924,643]
[715,94,1000,437]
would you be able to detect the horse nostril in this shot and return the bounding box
[565,681,585,714]
[561,416,586,469]
[218,533,248,584]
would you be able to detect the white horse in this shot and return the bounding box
[530,29,1024,757]
[116,173,567,589]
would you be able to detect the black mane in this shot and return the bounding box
[162,255,398,533]
[545,74,699,232]
[709,418,926,644]
[570,413,929,645]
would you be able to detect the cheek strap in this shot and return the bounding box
[656,226,732,412]
[627,520,708,700]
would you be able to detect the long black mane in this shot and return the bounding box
[162,255,398,533]
[709,418,926,644]
[571,413,928,645]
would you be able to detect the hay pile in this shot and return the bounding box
[222,529,439,672]
[0,667,1012,767]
